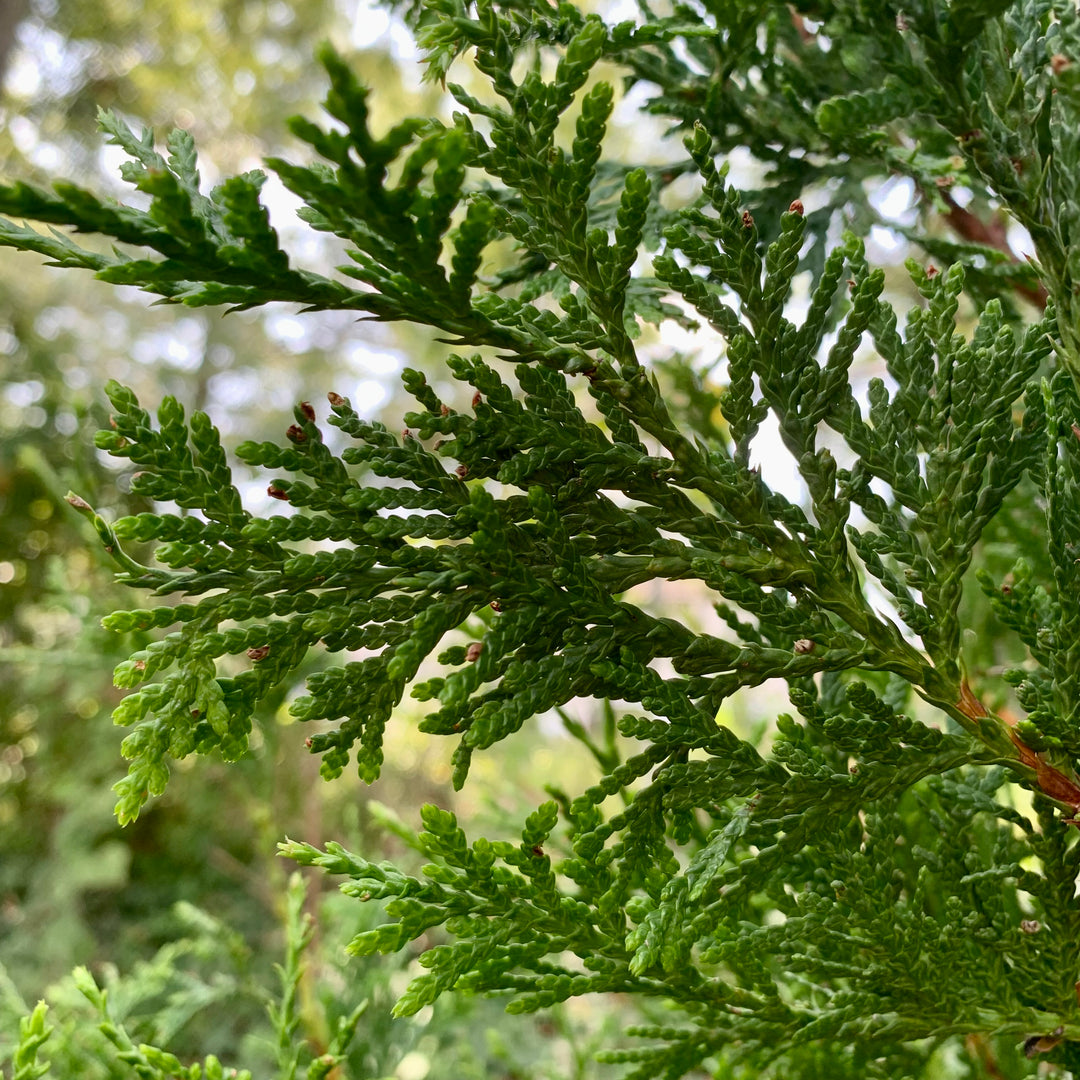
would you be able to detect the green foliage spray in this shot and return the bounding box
[5,0,1080,1075]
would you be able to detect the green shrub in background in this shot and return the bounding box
[4,0,1080,1075]
[6,870,599,1080]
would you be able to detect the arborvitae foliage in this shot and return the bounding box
[5,0,1080,1075]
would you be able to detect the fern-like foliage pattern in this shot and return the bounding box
[4,0,1080,1074]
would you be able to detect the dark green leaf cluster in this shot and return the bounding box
[977,374,1080,761]
[80,265,1041,822]
[284,751,1076,1079]
[5,0,1080,1074]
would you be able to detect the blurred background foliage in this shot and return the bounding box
[0,0,1045,1076]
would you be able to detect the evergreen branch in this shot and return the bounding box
[7,3,1080,1072]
